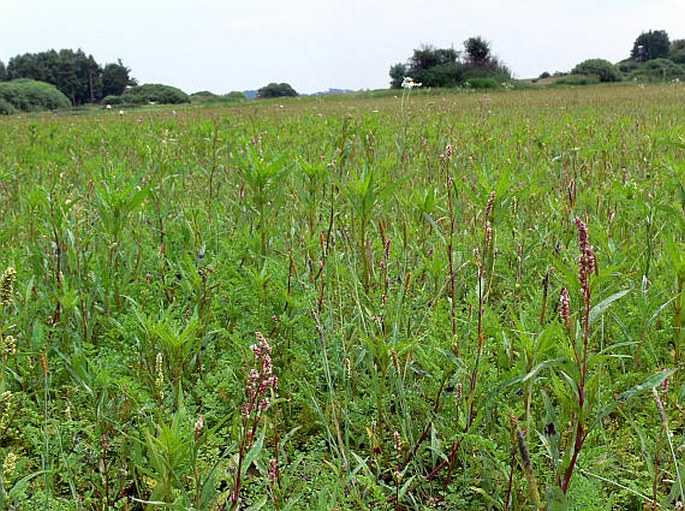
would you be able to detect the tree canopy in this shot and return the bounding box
[389,37,510,89]
[464,36,490,66]
[102,60,137,97]
[631,30,670,62]
[2,49,135,105]
[257,83,298,98]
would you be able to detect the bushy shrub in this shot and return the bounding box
[572,59,622,82]
[101,94,122,105]
[0,79,71,113]
[0,97,17,115]
[415,63,463,88]
[120,83,190,105]
[190,90,218,100]
[224,91,248,102]
[190,90,248,105]
[630,58,685,81]
[257,83,298,99]
[464,77,501,89]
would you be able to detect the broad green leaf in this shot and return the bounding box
[598,369,676,421]
[589,289,630,326]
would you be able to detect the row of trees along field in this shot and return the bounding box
[392,30,685,88]
[0,49,135,105]
[550,29,685,84]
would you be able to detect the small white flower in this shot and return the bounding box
[119,110,125,116]
[106,104,112,109]
[401,76,422,89]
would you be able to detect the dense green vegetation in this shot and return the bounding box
[0,79,71,114]
[0,84,683,510]
[257,83,299,98]
[390,37,511,89]
[1,50,135,105]
[103,83,191,106]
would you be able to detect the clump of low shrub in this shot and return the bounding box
[0,79,71,114]
[190,90,248,104]
[104,83,190,105]
[552,75,601,86]
[629,58,685,81]
[464,77,501,89]
[572,58,622,82]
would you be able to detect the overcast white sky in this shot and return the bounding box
[1,0,682,94]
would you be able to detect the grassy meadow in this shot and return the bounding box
[0,83,684,510]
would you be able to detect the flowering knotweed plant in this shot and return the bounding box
[243,332,278,420]
[575,217,596,305]
[556,217,598,495]
[230,332,279,510]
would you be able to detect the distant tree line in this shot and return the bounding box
[389,36,511,89]
[0,49,135,105]
[544,30,685,85]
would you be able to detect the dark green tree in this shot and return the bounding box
[405,45,461,87]
[464,36,491,66]
[7,51,58,83]
[389,63,406,89]
[102,59,136,97]
[0,60,5,81]
[670,39,685,64]
[408,45,459,74]
[7,49,103,104]
[257,82,298,98]
[631,30,670,62]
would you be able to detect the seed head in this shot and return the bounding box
[0,266,17,306]
[2,335,16,357]
[393,431,402,453]
[154,352,164,399]
[485,192,496,220]
[3,452,17,481]
[194,414,204,442]
[268,458,278,485]
[0,391,12,427]
[560,288,571,331]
